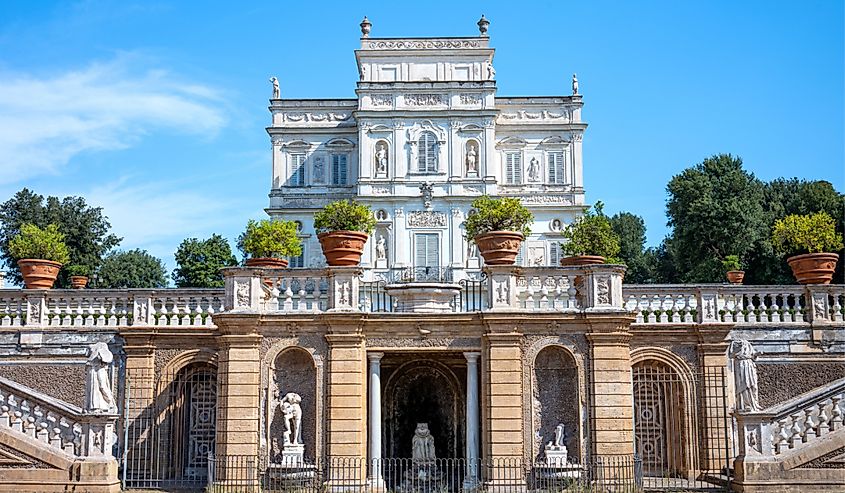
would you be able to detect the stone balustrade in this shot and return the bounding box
[0,289,225,328]
[623,284,845,326]
[0,376,118,458]
[735,377,845,460]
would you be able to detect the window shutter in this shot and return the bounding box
[549,241,560,266]
[418,132,438,173]
[291,154,306,186]
[506,152,522,184]
[332,154,348,185]
[549,152,565,184]
[415,233,439,267]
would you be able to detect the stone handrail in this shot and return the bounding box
[0,288,225,328]
[0,376,118,458]
[735,377,845,460]
[623,284,844,326]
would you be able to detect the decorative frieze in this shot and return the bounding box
[370,94,393,107]
[407,210,447,228]
[459,93,483,105]
[362,39,484,50]
[497,109,572,123]
[404,94,444,106]
[280,112,353,123]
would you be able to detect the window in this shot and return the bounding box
[548,151,566,184]
[414,233,439,267]
[289,250,305,268]
[418,131,438,173]
[549,241,561,266]
[331,154,348,185]
[505,152,522,184]
[290,153,306,186]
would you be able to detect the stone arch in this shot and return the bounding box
[630,347,699,480]
[531,344,582,462]
[268,346,319,461]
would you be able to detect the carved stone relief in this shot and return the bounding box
[408,211,447,228]
[405,94,444,106]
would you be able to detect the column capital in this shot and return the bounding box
[368,351,384,362]
[463,351,480,363]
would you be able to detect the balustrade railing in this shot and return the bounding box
[0,376,117,459]
[735,377,845,460]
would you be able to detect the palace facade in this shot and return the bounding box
[0,17,841,493]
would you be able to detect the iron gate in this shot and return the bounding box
[633,363,734,492]
[121,361,218,490]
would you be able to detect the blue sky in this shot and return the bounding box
[1,1,842,277]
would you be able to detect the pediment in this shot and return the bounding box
[459,123,484,133]
[496,136,527,148]
[366,124,393,134]
[325,138,356,148]
[539,135,570,147]
[282,139,311,149]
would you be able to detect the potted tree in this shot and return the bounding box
[560,202,620,265]
[66,264,91,289]
[772,211,843,284]
[313,200,377,266]
[464,196,533,265]
[238,219,302,268]
[722,255,745,285]
[9,223,71,289]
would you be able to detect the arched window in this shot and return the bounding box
[418,131,438,173]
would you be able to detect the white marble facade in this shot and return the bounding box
[267,22,586,280]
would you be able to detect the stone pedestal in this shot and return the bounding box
[544,445,568,466]
[385,283,462,313]
[281,443,305,465]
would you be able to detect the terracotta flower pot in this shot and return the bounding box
[17,259,62,289]
[786,252,839,285]
[474,231,524,265]
[560,255,606,266]
[318,231,369,266]
[70,276,89,289]
[245,257,289,268]
[726,270,745,285]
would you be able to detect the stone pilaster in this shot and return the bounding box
[586,318,635,457]
[481,331,524,460]
[325,333,367,458]
[697,325,733,472]
[216,333,262,458]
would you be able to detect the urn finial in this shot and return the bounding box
[360,16,372,38]
[477,15,489,37]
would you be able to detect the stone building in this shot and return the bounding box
[0,17,841,493]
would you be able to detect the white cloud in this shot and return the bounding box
[0,55,227,184]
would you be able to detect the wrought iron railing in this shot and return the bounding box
[390,267,454,284]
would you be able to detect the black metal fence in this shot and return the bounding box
[206,455,643,493]
[360,272,488,313]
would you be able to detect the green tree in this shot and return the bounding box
[0,189,121,287]
[97,249,167,289]
[609,212,657,283]
[172,234,237,288]
[665,154,767,282]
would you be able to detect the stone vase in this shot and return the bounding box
[726,270,745,285]
[787,252,839,284]
[17,259,62,289]
[474,231,524,265]
[70,276,89,289]
[560,255,606,266]
[318,231,369,266]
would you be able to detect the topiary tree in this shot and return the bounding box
[772,211,844,257]
[561,202,621,260]
[237,219,302,259]
[8,223,71,264]
[172,234,238,288]
[313,200,377,235]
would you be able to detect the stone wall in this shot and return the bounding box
[0,364,86,408]
[757,362,845,409]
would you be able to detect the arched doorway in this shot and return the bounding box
[170,362,218,480]
[632,360,689,478]
[383,358,465,459]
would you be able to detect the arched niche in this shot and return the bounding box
[270,347,317,461]
[533,345,580,462]
[464,139,480,176]
[374,140,389,177]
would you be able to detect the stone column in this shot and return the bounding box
[586,318,635,457]
[368,352,384,487]
[464,352,480,486]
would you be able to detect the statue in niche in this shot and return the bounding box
[375,143,388,175]
[86,342,115,413]
[572,73,579,95]
[313,156,325,183]
[279,392,303,446]
[729,339,760,412]
[465,144,478,174]
[376,234,387,260]
[269,76,280,99]
[528,157,540,182]
[412,423,436,463]
[544,423,568,465]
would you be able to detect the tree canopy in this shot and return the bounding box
[172,234,237,288]
[97,249,167,289]
[0,189,121,287]
[609,212,659,283]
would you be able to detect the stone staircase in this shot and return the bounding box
[0,376,120,492]
[734,376,845,492]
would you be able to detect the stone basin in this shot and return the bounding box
[385,283,462,313]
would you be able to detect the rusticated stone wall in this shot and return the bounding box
[0,364,86,407]
[757,362,845,409]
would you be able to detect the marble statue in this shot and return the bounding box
[376,235,387,260]
[572,73,579,95]
[544,423,568,465]
[270,76,280,99]
[376,143,388,174]
[86,342,115,413]
[487,62,496,80]
[729,339,760,412]
[280,392,303,445]
[411,422,436,462]
[553,423,565,447]
[313,156,325,183]
[466,144,478,173]
[528,157,540,181]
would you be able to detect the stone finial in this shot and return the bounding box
[360,16,372,37]
[572,73,579,95]
[477,15,489,37]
